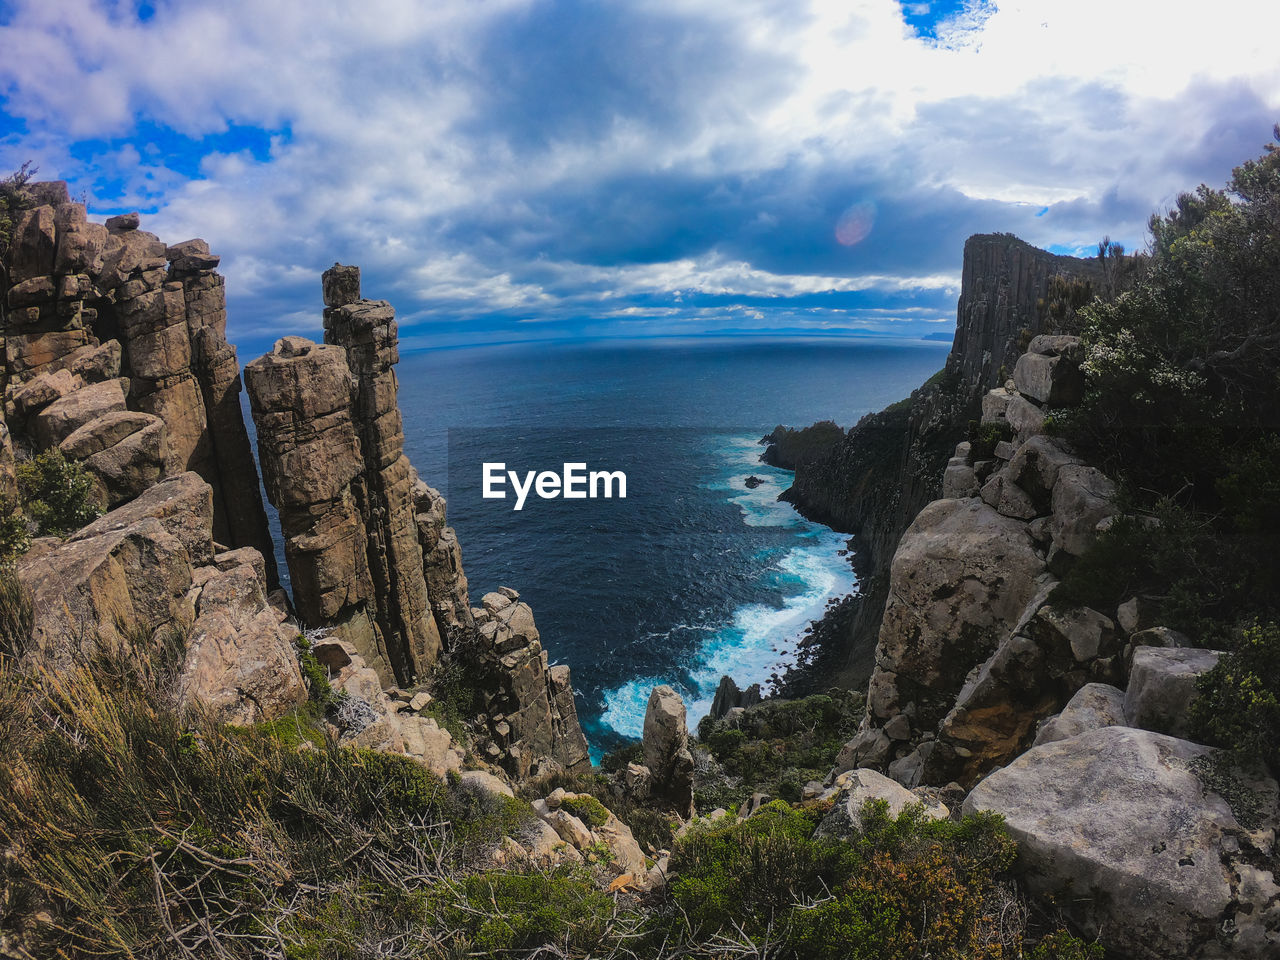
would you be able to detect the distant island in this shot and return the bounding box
[921,330,953,341]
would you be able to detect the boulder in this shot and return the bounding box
[1124,646,1223,738]
[10,368,77,419]
[458,770,514,799]
[964,727,1279,959]
[30,379,129,449]
[178,560,307,725]
[1049,464,1117,556]
[71,472,215,568]
[643,685,695,817]
[1033,682,1127,746]
[816,768,949,838]
[596,813,647,877]
[1004,394,1046,443]
[17,517,194,663]
[1013,349,1085,406]
[866,498,1046,735]
[941,457,978,499]
[1003,435,1082,511]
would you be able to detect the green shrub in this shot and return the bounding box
[695,692,862,809]
[560,793,610,828]
[1191,621,1280,773]
[0,567,33,660]
[0,498,31,568]
[967,419,1013,462]
[600,740,643,773]
[16,449,102,536]
[1029,930,1105,960]
[664,799,1025,959]
[432,866,617,955]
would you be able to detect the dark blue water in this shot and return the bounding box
[253,336,948,759]
[393,337,948,759]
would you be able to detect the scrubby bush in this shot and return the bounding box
[0,498,31,569]
[560,793,610,828]
[1191,621,1280,772]
[0,567,32,660]
[16,448,102,536]
[695,691,862,809]
[661,798,1090,959]
[1050,131,1280,765]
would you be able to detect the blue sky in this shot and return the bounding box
[2,1,1279,357]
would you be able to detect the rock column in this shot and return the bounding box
[322,264,441,683]
[244,336,391,679]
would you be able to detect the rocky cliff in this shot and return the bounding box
[779,234,1103,687]
[825,328,1279,958]
[1,182,590,786]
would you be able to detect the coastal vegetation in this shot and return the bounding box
[1053,129,1280,771]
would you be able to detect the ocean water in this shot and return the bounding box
[394,337,948,760]
[259,336,949,760]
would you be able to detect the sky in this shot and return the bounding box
[2,0,1279,356]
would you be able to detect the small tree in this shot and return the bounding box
[17,449,102,537]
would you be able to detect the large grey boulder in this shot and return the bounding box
[1125,646,1223,738]
[1034,682,1127,746]
[1050,464,1116,556]
[643,685,695,817]
[964,727,1279,959]
[866,498,1046,734]
[817,767,948,838]
[1012,336,1085,406]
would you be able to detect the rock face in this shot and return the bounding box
[835,330,1129,788]
[245,269,592,782]
[245,337,391,672]
[709,674,762,721]
[643,685,695,818]
[779,235,1103,687]
[1,183,275,581]
[469,588,590,779]
[964,727,1280,960]
[4,194,591,792]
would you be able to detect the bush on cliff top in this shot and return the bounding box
[1053,130,1280,767]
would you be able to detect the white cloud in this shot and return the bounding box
[2,0,1278,346]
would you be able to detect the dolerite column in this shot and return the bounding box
[321,264,441,684]
[244,336,394,682]
[98,217,212,479]
[170,239,278,584]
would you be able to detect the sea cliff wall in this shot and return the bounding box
[780,234,1102,686]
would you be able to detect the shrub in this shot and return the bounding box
[663,798,1031,959]
[967,419,1013,462]
[1191,620,1280,773]
[431,866,618,955]
[0,567,33,660]
[16,449,102,536]
[0,498,31,568]
[560,793,610,828]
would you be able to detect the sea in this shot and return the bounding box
[264,336,949,761]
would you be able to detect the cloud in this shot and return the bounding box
[2,0,1279,352]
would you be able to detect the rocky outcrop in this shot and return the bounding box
[245,270,592,782]
[964,727,1280,960]
[1,182,275,579]
[322,265,441,682]
[14,471,305,724]
[708,674,762,721]
[779,236,1103,689]
[815,767,948,838]
[3,188,594,791]
[245,337,391,678]
[643,685,695,818]
[835,334,1127,788]
[469,588,591,779]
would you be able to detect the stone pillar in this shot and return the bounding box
[244,336,391,680]
[322,264,441,683]
[171,240,277,583]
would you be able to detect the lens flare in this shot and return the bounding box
[835,200,876,246]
